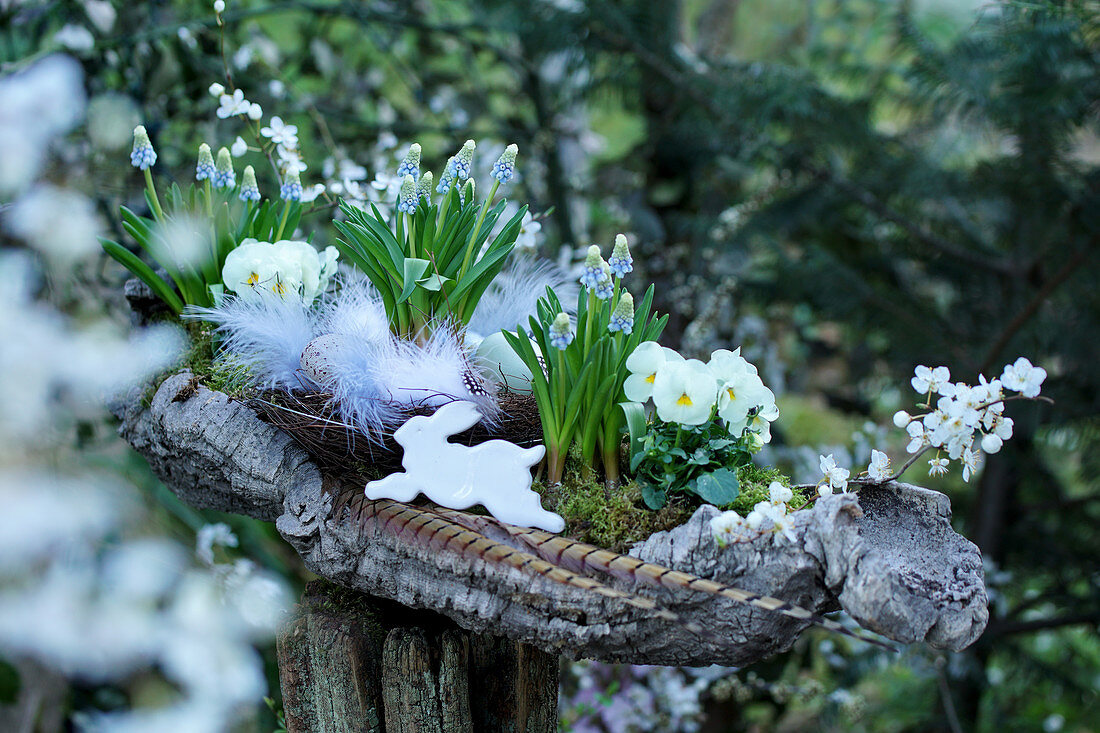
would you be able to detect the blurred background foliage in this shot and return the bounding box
[4,0,1099,730]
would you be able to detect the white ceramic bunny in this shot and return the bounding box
[365,401,564,533]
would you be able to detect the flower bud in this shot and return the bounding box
[208,82,225,97]
[491,143,518,183]
[195,143,215,181]
[130,125,156,170]
[981,433,1003,454]
[239,165,260,201]
[213,147,235,188]
[396,143,422,180]
[893,410,911,428]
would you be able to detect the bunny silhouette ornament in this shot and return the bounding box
[365,401,564,533]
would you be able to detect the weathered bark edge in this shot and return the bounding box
[120,372,989,666]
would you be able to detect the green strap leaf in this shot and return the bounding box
[100,238,184,314]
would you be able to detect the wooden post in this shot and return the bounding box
[276,581,559,733]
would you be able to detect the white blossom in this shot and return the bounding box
[261,116,298,147]
[231,135,249,157]
[867,449,891,482]
[928,457,949,477]
[819,453,849,492]
[709,511,746,547]
[216,88,251,118]
[911,364,951,395]
[1001,357,1046,398]
[961,448,982,482]
[768,481,792,505]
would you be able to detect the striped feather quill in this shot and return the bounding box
[331,491,896,652]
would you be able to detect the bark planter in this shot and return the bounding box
[116,370,990,730]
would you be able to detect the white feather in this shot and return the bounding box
[316,275,389,343]
[186,294,316,391]
[467,257,577,338]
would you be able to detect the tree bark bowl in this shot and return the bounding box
[116,370,989,667]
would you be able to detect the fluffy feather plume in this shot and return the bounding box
[315,276,389,343]
[468,257,576,338]
[186,294,316,391]
[318,321,498,440]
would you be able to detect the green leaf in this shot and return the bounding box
[417,273,453,292]
[691,468,741,506]
[621,401,648,469]
[397,258,430,304]
[639,480,668,510]
[100,239,184,314]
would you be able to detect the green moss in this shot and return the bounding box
[538,459,807,550]
[542,470,697,552]
[727,463,811,514]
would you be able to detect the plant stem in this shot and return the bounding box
[143,168,165,222]
[274,200,291,240]
[457,179,499,281]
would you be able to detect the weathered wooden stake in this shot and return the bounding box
[276,581,559,733]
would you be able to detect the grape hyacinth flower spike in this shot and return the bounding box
[280,169,302,201]
[608,233,633,278]
[549,312,574,349]
[213,147,235,189]
[130,125,156,170]
[491,144,518,183]
[397,174,418,214]
[239,165,260,201]
[396,143,421,180]
[195,143,215,181]
[608,292,635,334]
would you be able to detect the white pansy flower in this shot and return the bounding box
[1001,357,1046,398]
[221,239,338,305]
[623,341,682,403]
[651,359,717,426]
[867,449,891,482]
[911,365,950,395]
[819,454,849,492]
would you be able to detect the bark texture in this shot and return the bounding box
[119,371,989,666]
[275,581,556,733]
